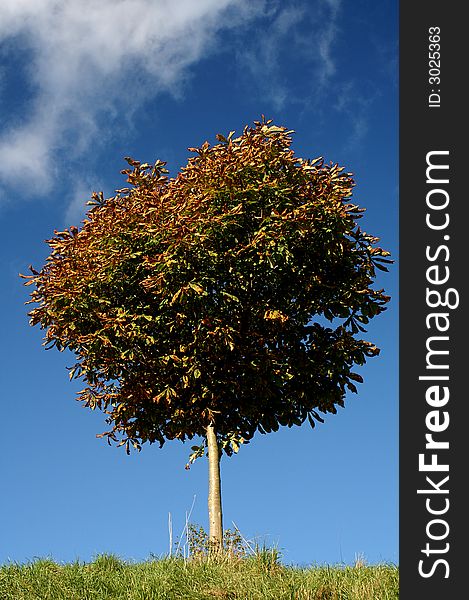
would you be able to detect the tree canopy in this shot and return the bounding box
[23,118,391,460]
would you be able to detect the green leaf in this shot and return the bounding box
[221,291,240,302]
[374,263,389,272]
[189,282,205,294]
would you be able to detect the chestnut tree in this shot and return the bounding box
[23,119,391,549]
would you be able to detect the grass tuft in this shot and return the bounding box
[0,553,398,600]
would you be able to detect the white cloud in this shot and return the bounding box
[0,0,265,200]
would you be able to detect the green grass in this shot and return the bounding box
[0,553,398,600]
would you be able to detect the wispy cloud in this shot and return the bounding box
[316,0,341,85]
[237,5,305,110]
[236,0,342,110]
[0,0,264,203]
[333,79,381,150]
[64,175,106,227]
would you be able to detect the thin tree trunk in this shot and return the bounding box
[206,422,223,551]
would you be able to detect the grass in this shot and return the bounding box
[0,553,399,600]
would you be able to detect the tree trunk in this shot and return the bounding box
[206,422,223,551]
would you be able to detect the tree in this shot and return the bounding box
[22,118,391,551]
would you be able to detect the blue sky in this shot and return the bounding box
[1,0,398,567]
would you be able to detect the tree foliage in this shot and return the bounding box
[23,118,391,459]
